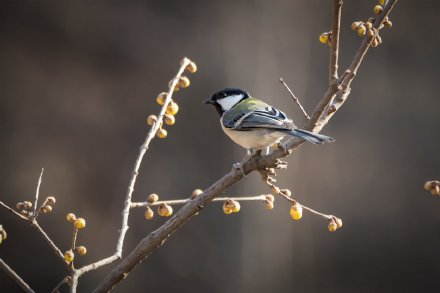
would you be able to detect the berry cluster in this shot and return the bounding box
[146,58,197,139]
[64,213,87,264]
[15,196,56,218]
[320,0,393,48]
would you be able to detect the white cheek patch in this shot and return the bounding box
[217,94,244,111]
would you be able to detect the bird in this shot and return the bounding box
[204,88,335,173]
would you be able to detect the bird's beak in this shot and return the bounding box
[204,99,215,105]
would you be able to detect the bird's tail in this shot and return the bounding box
[289,129,335,144]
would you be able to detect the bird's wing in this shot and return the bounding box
[225,106,296,130]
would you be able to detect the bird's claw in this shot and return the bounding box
[233,162,246,178]
[277,143,290,156]
[275,159,288,169]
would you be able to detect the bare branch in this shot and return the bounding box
[131,195,267,208]
[279,78,310,120]
[329,0,342,83]
[0,258,35,293]
[309,0,398,132]
[31,168,44,220]
[31,220,69,266]
[0,201,69,268]
[0,201,29,221]
[114,57,192,258]
[67,58,197,291]
[51,276,70,293]
[94,2,399,290]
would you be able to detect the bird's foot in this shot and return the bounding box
[276,142,290,156]
[275,159,288,169]
[233,162,246,178]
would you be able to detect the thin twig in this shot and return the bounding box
[51,276,70,293]
[31,168,44,220]
[31,220,69,267]
[329,0,342,83]
[0,201,69,268]
[131,195,268,208]
[279,78,310,120]
[33,197,49,220]
[68,58,195,292]
[0,201,29,221]
[0,258,35,293]
[70,227,78,269]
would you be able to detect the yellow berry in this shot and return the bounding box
[166,101,179,115]
[357,25,366,36]
[328,221,338,232]
[365,22,373,30]
[424,181,432,190]
[271,186,281,194]
[158,203,173,217]
[23,201,32,209]
[351,21,363,30]
[264,199,274,210]
[379,0,385,5]
[74,218,86,229]
[46,196,56,205]
[374,5,383,14]
[281,189,292,197]
[76,246,87,256]
[319,33,329,44]
[223,203,233,214]
[335,218,343,228]
[376,35,382,44]
[431,185,440,196]
[231,201,240,213]
[16,202,24,210]
[164,113,175,126]
[371,37,379,48]
[191,189,203,199]
[145,207,154,220]
[64,250,74,263]
[0,226,7,242]
[156,92,167,105]
[66,213,76,223]
[186,61,197,73]
[168,80,180,92]
[147,115,158,126]
[178,76,190,88]
[41,205,52,214]
[367,29,375,37]
[290,203,303,220]
[156,128,168,139]
[147,193,159,203]
[383,20,392,28]
[265,194,275,202]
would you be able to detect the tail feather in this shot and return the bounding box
[290,129,335,144]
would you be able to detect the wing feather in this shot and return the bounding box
[232,106,296,130]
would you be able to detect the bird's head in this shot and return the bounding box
[205,88,249,115]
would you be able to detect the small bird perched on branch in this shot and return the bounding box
[205,88,335,173]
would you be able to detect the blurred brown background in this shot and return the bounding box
[1,0,439,292]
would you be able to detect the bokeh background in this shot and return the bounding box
[1,0,439,292]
